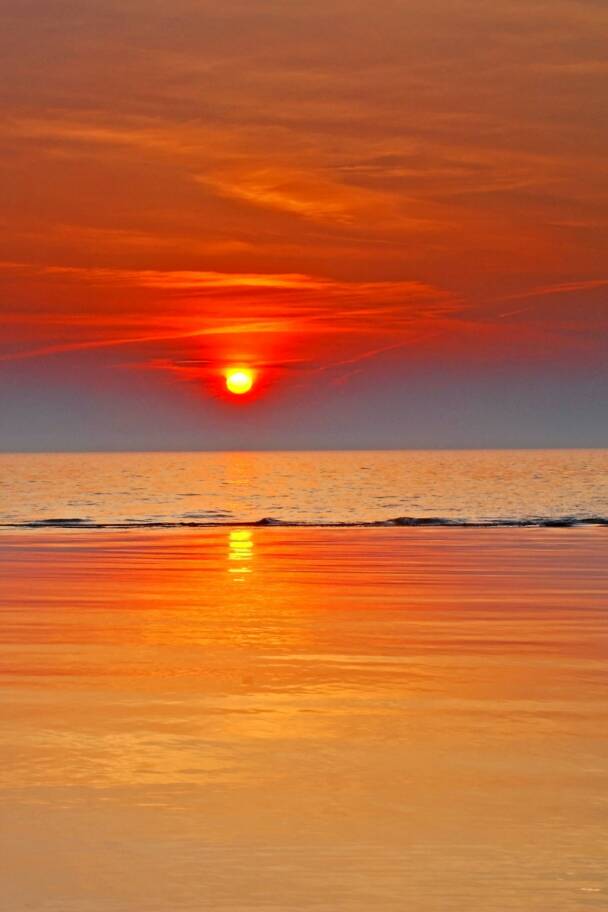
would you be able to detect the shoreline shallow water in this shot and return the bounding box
[3,514,608,529]
[1,527,607,910]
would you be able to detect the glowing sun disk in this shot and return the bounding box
[226,368,254,395]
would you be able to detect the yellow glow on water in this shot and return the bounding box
[228,529,254,580]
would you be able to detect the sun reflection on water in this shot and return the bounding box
[228,529,254,581]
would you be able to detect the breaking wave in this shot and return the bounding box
[2,515,608,530]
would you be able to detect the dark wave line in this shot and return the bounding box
[2,516,608,530]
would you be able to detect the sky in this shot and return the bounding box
[1,0,607,450]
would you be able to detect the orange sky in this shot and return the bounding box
[1,1,607,448]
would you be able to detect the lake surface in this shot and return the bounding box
[1,527,606,911]
[1,449,607,526]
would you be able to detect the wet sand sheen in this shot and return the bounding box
[1,529,606,911]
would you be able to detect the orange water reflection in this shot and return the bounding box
[1,529,607,911]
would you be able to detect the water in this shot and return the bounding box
[1,449,607,527]
[2,452,607,909]
[1,527,606,911]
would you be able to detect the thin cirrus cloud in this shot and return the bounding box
[500,279,608,301]
[0,262,331,291]
[0,259,462,369]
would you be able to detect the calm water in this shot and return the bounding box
[1,449,607,527]
[1,528,606,911]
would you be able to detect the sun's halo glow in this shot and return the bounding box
[225,368,254,395]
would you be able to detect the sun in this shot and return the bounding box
[225,368,254,395]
